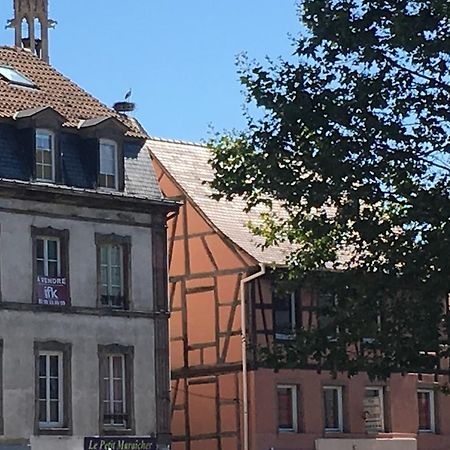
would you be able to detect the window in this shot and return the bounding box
[323,386,343,432]
[317,292,339,339]
[36,237,60,277]
[32,227,70,306]
[38,352,63,428]
[99,345,134,434]
[277,385,298,432]
[99,139,118,189]
[96,234,130,309]
[274,292,296,340]
[363,387,384,433]
[35,129,55,182]
[0,65,36,87]
[418,389,435,432]
[34,341,71,434]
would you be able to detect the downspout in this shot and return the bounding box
[240,263,266,450]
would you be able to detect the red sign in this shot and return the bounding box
[36,276,70,306]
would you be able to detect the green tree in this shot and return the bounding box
[210,0,450,380]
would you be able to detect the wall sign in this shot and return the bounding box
[36,276,70,306]
[84,437,157,450]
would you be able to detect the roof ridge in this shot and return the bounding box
[148,135,208,148]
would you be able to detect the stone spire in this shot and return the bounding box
[6,0,57,63]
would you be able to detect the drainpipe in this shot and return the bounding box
[240,263,266,450]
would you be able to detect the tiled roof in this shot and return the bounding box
[0,46,144,138]
[149,138,292,266]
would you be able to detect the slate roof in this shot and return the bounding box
[149,138,292,266]
[0,46,144,138]
[0,46,164,203]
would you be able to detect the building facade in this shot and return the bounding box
[149,138,450,450]
[0,3,176,449]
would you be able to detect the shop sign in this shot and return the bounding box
[36,276,70,306]
[84,437,157,450]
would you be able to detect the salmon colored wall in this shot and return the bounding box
[248,369,450,450]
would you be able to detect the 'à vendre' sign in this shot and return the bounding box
[84,437,157,450]
[36,275,70,306]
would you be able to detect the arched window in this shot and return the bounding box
[21,17,30,44]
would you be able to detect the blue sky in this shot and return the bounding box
[0,1,299,142]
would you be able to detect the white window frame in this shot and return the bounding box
[38,351,64,428]
[99,138,118,190]
[103,354,127,427]
[323,386,343,432]
[100,243,124,308]
[274,292,296,340]
[364,386,385,433]
[417,388,436,433]
[36,237,61,277]
[277,384,298,433]
[35,129,55,182]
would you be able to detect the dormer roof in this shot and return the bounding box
[0,46,145,138]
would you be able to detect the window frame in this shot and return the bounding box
[417,388,436,433]
[277,384,298,433]
[31,227,70,305]
[35,128,56,183]
[95,233,131,310]
[363,386,385,433]
[274,291,297,341]
[323,385,343,433]
[34,341,72,435]
[98,344,134,435]
[98,138,119,190]
[36,236,61,277]
[38,351,64,428]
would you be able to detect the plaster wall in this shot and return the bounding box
[0,311,156,450]
[248,369,450,450]
[0,196,161,450]
[0,197,154,311]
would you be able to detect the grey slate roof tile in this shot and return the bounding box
[148,138,291,266]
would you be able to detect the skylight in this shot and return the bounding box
[0,65,36,88]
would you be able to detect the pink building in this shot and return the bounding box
[149,138,449,450]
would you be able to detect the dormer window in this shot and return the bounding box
[99,139,118,190]
[35,129,55,182]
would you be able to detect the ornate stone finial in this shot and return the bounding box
[6,0,56,63]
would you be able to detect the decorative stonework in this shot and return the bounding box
[7,0,56,62]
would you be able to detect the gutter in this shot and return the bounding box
[240,263,266,450]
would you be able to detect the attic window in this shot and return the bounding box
[0,65,36,88]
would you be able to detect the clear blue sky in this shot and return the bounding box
[0,0,299,142]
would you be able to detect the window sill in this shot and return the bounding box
[37,427,72,436]
[275,333,296,341]
[100,427,134,436]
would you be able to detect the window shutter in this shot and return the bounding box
[118,143,126,192]
[295,290,303,330]
[81,138,99,188]
[18,128,36,180]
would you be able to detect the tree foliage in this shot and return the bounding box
[209,0,450,379]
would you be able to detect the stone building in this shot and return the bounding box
[0,1,176,449]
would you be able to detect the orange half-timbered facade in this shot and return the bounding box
[149,138,450,450]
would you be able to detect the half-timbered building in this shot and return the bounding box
[150,138,450,450]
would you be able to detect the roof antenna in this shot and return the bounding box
[113,88,135,114]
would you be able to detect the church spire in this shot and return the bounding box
[6,0,57,63]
